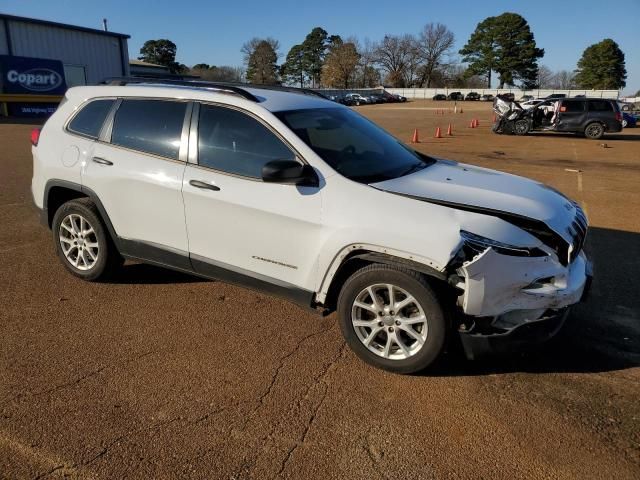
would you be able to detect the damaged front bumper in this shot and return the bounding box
[455,247,592,359]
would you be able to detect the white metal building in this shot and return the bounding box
[0,13,129,86]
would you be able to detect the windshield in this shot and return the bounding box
[274,107,434,183]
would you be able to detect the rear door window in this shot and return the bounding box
[561,101,585,113]
[111,99,187,159]
[588,100,613,112]
[67,99,115,138]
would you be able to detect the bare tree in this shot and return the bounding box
[552,70,576,89]
[357,37,379,88]
[241,37,280,64]
[537,65,554,88]
[374,34,416,87]
[403,36,422,87]
[416,23,455,87]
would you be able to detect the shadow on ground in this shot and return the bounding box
[431,226,640,376]
[527,131,640,141]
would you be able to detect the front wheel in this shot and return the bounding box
[584,122,605,139]
[514,118,531,135]
[337,264,447,374]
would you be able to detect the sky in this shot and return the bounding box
[1,0,638,94]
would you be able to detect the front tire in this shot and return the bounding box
[52,198,122,281]
[584,122,605,139]
[514,118,531,135]
[337,264,447,374]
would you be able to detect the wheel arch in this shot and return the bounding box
[44,179,120,248]
[317,246,448,313]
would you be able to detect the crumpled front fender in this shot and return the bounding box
[458,248,589,317]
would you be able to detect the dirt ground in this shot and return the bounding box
[1,100,639,480]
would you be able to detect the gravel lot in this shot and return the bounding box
[1,101,639,479]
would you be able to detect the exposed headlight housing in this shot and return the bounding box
[460,230,548,257]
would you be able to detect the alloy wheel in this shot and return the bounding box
[58,214,100,271]
[351,283,428,360]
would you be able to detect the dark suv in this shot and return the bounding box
[499,98,623,139]
[548,98,622,139]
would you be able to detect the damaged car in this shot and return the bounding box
[493,96,623,139]
[32,80,592,374]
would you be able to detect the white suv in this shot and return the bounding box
[31,79,592,373]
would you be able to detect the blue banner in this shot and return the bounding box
[0,55,67,117]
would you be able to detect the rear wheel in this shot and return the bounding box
[337,264,447,374]
[622,119,628,128]
[52,198,123,281]
[584,122,605,139]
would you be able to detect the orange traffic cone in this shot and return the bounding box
[435,127,442,138]
[411,129,420,143]
[469,120,474,128]
[460,108,464,114]
[447,124,452,136]
[475,119,480,127]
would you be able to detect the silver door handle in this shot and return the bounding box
[92,157,113,166]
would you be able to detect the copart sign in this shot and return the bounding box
[0,55,67,95]
[0,55,67,117]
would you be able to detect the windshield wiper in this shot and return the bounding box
[398,162,427,178]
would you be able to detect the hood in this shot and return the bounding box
[371,159,583,246]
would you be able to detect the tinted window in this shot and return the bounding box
[275,108,434,183]
[111,100,186,159]
[588,100,613,112]
[198,105,294,178]
[562,101,585,112]
[68,99,114,138]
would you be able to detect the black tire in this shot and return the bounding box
[584,122,605,139]
[52,198,123,281]
[514,118,531,135]
[337,264,447,374]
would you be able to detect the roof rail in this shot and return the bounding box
[100,77,260,102]
[100,77,330,102]
[241,84,328,99]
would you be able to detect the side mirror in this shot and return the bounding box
[262,160,319,187]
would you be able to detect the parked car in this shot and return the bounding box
[465,92,481,101]
[344,93,370,105]
[493,96,623,139]
[368,93,387,104]
[394,94,407,102]
[622,112,637,128]
[432,94,447,101]
[520,99,546,110]
[31,79,592,373]
[480,94,494,102]
[519,95,534,102]
[544,94,566,100]
[447,91,464,101]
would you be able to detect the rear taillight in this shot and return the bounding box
[30,128,41,146]
[615,112,622,122]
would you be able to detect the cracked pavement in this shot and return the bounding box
[1,107,640,479]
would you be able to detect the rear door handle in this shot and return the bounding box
[189,179,220,191]
[92,157,113,166]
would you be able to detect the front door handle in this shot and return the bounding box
[92,157,113,166]
[189,179,220,191]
